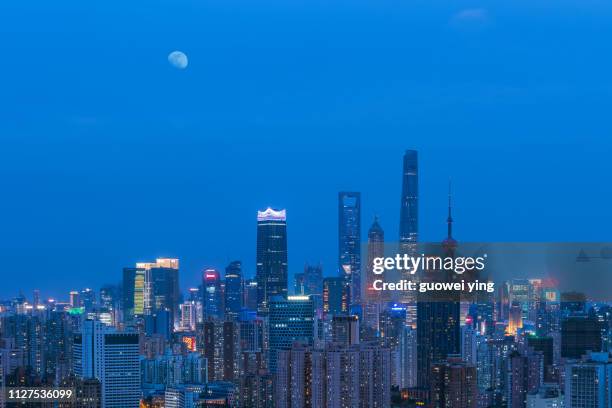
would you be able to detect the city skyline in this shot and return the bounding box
[2,1,612,407]
[2,0,612,299]
[1,144,610,300]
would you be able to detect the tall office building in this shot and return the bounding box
[123,258,180,327]
[122,266,146,321]
[565,352,612,408]
[256,208,288,313]
[338,192,362,303]
[399,326,417,389]
[323,277,348,316]
[81,288,96,312]
[399,150,418,253]
[561,316,603,359]
[224,261,243,321]
[268,296,314,373]
[243,279,259,311]
[73,319,140,408]
[366,216,385,303]
[202,268,223,320]
[143,258,180,328]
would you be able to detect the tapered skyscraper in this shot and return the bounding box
[338,192,361,303]
[256,207,288,313]
[399,150,418,252]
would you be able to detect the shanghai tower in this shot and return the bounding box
[256,207,288,314]
[399,150,418,251]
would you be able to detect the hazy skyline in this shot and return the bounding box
[1,0,611,298]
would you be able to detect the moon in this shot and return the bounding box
[168,51,188,69]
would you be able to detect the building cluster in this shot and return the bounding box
[0,150,611,408]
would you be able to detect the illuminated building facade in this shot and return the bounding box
[256,208,288,313]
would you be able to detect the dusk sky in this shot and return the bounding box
[1,0,611,299]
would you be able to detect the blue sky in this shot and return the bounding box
[1,0,611,299]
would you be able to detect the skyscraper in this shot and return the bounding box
[366,216,384,303]
[565,352,612,408]
[224,261,243,321]
[399,150,418,253]
[323,277,347,316]
[256,208,288,313]
[561,316,603,359]
[338,192,361,303]
[73,319,140,408]
[202,268,222,320]
[122,266,146,321]
[268,296,314,373]
[123,258,180,327]
[143,258,180,329]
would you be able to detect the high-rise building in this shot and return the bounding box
[58,376,102,408]
[81,288,96,312]
[72,319,140,408]
[201,321,240,382]
[275,344,322,408]
[565,352,612,408]
[509,279,534,321]
[507,350,544,408]
[165,384,207,408]
[256,208,288,313]
[294,264,323,302]
[180,301,197,331]
[123,266,146,321]
[224,261,243,321]
[561,316,602,359]
[70,291,80,308]
[526,384,564,408]
[430,356,477,408]
[123,258,180,327]
[144,258,180,328]
[276,342,391,408]
[268,296,314,373]
[399,326,417,389]
[338,192,361,304]
[399,150,418,253]
[527,336,554,382]
[323,277,347,317]
[365,216,385,303]
[243,279,258,311]
[331,315,360,346]
[202,268,222,320]
[507,302,524,335]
